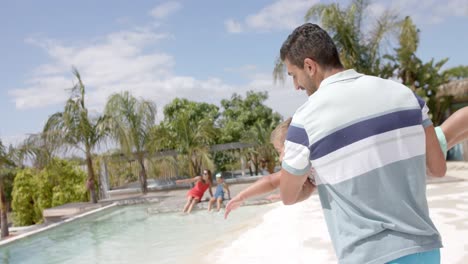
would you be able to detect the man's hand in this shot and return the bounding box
[224,194,244,219]
[295,178,315,203]
[279,168,309,205]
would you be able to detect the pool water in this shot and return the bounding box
[0,203,274,264]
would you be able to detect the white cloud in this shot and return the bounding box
[150,1,182,19]
[366,3,387,20]
[225,19,243,33]
[11,28,172,110]
[10,76,72,109]
[227,0,468,34]
[0,134,29,148]
[224,64,258,78]
[11,1,310,128]
[225,0,317,33]
[245,0,314,31]
[373,0,468,25]
[12,24,306,120]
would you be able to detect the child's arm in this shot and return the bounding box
[208,184,213,198]
[441,106,468,150]
[225,171,281,219]
[265,193,281,201]
[175,176,200,184]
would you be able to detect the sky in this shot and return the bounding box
[1,0,468,146]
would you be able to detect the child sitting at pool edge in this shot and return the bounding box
[208,173,231,212]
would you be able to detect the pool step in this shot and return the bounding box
[43,202,112,223]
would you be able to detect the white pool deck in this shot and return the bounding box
[211,161,468,264]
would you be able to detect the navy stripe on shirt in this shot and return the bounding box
[286,125,309,147]
[309,109,422,160]
[414,93,426,109]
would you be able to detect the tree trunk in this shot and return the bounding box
[174,155,179,178]
[86,153,98,203]
[240,151,246,177]
[0,180,9,238]
[99,158,110,200]
[194,156,202,176]
[267,159,276,174]
[138,157,148,195]
[190,152,200,177]
[251,153,259,175]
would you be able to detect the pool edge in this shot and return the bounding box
[0,203,118,247]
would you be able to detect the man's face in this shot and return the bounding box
[284,59,316,96]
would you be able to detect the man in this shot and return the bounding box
[278,23,446,263]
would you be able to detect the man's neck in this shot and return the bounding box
[315,67,345,89]
[323,67,345,80]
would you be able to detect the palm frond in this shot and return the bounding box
[104,92,157,159]
[304,3,328,22]
[273,57,286,84]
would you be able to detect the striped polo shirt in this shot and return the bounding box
[282,69,442,264]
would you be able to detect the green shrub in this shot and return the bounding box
[11,159,88,226]
[37,159,87,210]
[11,169,41,226]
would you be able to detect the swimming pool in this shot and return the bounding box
[0,203,274,264]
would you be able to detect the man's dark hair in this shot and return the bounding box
[280,23,343,69]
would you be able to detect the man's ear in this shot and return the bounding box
[303,58,316,76]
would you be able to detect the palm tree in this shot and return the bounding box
[104,91,157,194]
[15,133,56,169]
[242,121,279,175]
[382,16,450,125]
[163,111,216,177]
[146,125,179,179]
[43,68,109,203]
[0,140,15,238]
[274,0,399,81]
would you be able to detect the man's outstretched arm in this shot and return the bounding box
[425,125,446,177]
[279,169,315,205]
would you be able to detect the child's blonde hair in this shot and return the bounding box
[270,117,292,144]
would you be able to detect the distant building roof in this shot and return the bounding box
[438,79,468,98]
